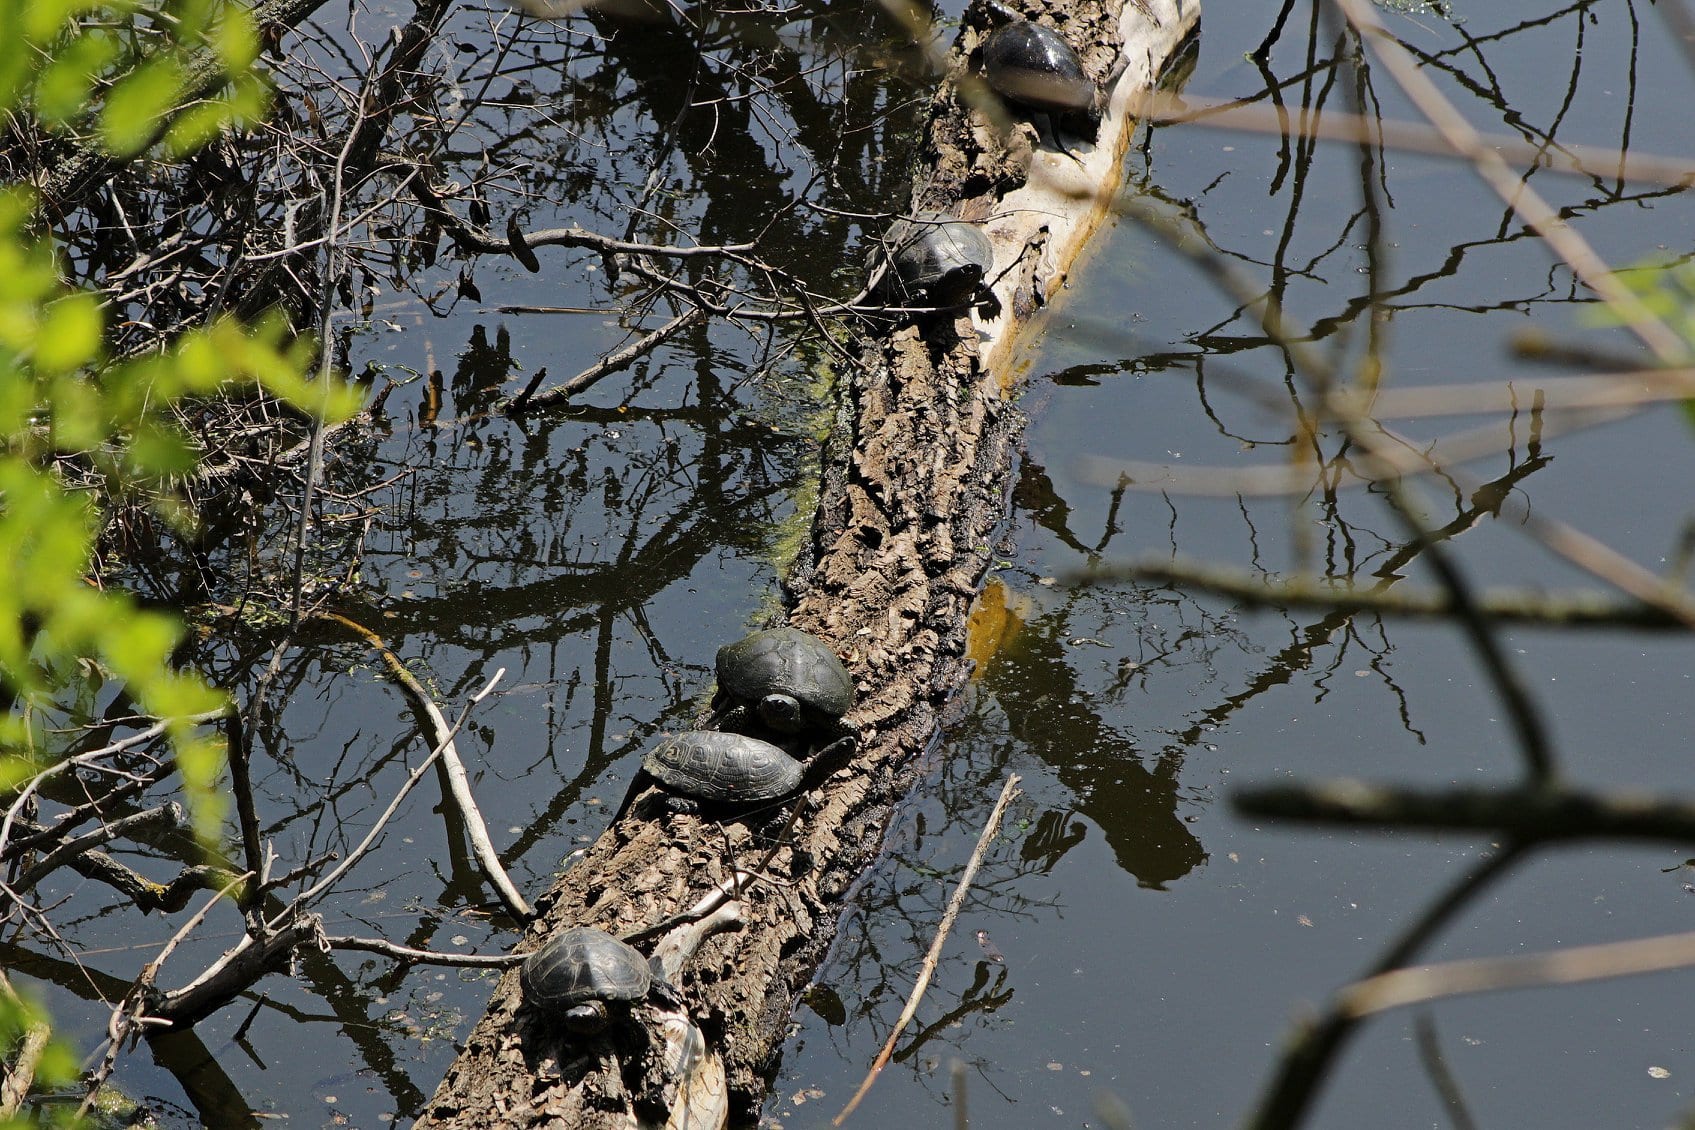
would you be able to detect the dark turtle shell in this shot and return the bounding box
[521,927,651,1032]
[877,212,995,309]
[982,22,1098,120]
[715,627,855,733]
[643,731,804,805]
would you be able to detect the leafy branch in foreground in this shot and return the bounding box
[1,0,359,1119]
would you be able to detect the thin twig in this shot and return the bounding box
[1327,0,1689,363]
[1129,90,1695,189]
[1413,1013,1480,1130]
[1075,558,1687,631]
[834,773,1020,1125]
[1244,844,1529,1130]
[508,307,708,412]
[77,870,254,1119]
[323,935,522,967]
[1117,192,1558,778]
[309,617,527,917]
[1345,928,1695,1017]
[287,651,511,913]
[0,710,222,858]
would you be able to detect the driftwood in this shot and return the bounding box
[412,1,1198,1126]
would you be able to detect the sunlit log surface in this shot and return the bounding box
[413,1,1198,1126]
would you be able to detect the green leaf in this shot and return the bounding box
[0,366,37,434]
[162,100,233,156]
[211,2,260,70]
[98,605,179,680]
[32,292,103,374]
[45,372,103,451]
[126,420,200,476]
[99,55,186,155]
[34,31,120,126]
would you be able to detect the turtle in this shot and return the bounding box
[520,926,654,1034]
[981,19,1102,152]
[870,211,996,313]
[714,627,855,733]
[642,730,805,812]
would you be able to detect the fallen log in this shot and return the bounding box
[413,0,1198,1125]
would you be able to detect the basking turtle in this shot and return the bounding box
[641,730,804,813]
[714,627,855,734]
[521,926,654,1035]
[981,19,1102,151]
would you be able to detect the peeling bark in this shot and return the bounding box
[413,1,1198,1126]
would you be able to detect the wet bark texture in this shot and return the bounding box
[414,1,1196,1125]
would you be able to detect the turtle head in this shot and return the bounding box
[562,1000,611,1035]
[932,263,986,308]
[758,693,805,733]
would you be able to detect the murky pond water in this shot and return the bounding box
[20,0,1695,1127]
[770,3,1695,1128]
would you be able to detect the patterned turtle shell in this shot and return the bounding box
[521,927,651,1031]
[879,212,996,310]
[642,731,804,805]
[715,627,855,733]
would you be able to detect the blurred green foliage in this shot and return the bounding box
[1,0,359,1120]
[1587,255,1695,426]
[3,0,271,155]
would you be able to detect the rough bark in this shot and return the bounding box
[413,1,1198,1126]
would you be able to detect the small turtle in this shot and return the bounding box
[642,730,804,811]
[981,20,1101,151]
[715,627,854,733]
[870,211,996,313]
[521,926,653,1034]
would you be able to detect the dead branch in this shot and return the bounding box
[149,905,312,1029]
[82,870,255,1113]
[508,307,709,412]
[834,773,1021,1125]
[10,804,187,898]
[323,936,522,968]
[321,612,529,919]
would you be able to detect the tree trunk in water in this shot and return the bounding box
[413,1,1198,1125]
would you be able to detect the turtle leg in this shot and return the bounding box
[704,688,737,729]
[659,794,701,817]
[1033,111,1087,166]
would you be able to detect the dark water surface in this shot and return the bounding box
[26,0,1695,1127]
[770,2,1695,1128]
